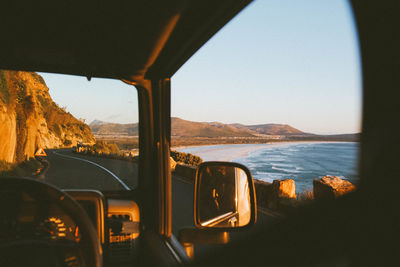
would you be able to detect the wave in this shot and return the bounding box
[271,166,302,174]
[178,142,359,193]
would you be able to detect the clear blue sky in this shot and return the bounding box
[41,0,361,135]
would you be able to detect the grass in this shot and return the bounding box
[297,188,314,201]
[0,70,10,104]
[0,158,42,177]
[93,141,121,154]
[74,141,140,163]
[0,160,15,172]
[31,72,46,85]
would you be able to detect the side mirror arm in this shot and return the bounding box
[178,228,229,259]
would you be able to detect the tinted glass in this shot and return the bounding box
[197,165,251,228]
[0,70,139,191]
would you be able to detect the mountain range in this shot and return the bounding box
[89,117,313,138]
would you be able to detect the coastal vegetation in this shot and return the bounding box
[0,158,42,177]
[73,141,138,162]
[170,150,202,166]
[74,141,203,167]
[95,136,139,151]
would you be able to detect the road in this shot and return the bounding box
[44,149,278,257]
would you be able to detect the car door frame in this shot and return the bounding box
[122,77,189,265]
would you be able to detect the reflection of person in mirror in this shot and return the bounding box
[236,169,251,226]
[199,166,236,222]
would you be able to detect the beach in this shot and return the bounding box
[174,141,348,162]
[175,141,359,193]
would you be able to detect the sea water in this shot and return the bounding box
[176,142,359,193]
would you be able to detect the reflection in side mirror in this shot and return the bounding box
[194,162,257,230]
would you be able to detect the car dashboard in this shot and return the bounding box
[0,196,81,244]
[64,190,140,266]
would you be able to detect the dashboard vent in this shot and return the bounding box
[107,213,138,265]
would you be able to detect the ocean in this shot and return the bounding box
[176,142,359,193]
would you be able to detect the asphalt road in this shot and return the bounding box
[44,149,278,257]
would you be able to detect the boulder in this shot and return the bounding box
[253,180,273,208]
[267,179,296,210]
[273,179,296,199]
[313,176,356,200]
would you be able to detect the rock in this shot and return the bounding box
[170,157,177,171]
[273,179,296,199]
[267,179,296,210]
[313,176,356,200]
[0,107,17,162]
[0,70,95,163]
[253,180,273,208]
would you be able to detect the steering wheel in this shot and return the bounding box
[0,177,102,267]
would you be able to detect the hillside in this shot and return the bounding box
[89,117,307,138]
[229,123,306,136]
[0,70,95,163]
[90,120,138,136]
[90,118,256,137]
[171,118,256,137]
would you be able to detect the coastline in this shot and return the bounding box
[173,141,354,162]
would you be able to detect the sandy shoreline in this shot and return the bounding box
[173,141,350,162]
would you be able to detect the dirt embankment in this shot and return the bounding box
[0,70,95,164]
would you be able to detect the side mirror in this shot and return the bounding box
[194,162,257,230]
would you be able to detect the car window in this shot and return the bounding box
[170,0,361,258]
[0,70,139,191]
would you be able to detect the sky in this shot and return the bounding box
[40,0,361,135]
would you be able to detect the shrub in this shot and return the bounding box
[22,95,34,115]
[80,141,122,156]
[0,160,14,172]
[52,123,62,137]
[297,188,314,201]
[0,158,41,177]
[0,70,10,104]
[31,72,46,85]
[170,150,203,166]
[63,139,72,146]
[73,141,139,163]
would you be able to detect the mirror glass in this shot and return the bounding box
[197,165,251,228]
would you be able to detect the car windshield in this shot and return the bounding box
[0,70,139,191]
[169,0,361,257]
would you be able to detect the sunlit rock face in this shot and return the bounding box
[170,157,177,171]
[0,70,95,163]
[0,106,16,162]
[272,179,296,199]
[261,179,296,210]
[313,176,356,200]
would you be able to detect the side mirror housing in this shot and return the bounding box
[194,162,257,230]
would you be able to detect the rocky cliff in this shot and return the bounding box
[0,70,95,163]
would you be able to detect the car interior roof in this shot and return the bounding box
[0,0,251,80]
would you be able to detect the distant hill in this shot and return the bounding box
[89,120,138,136]
[171,118,256,137]
[89,117,360,142]
[229,123,307,136]
[90,117,307,138]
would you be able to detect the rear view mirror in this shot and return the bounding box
[194,162,257,230]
